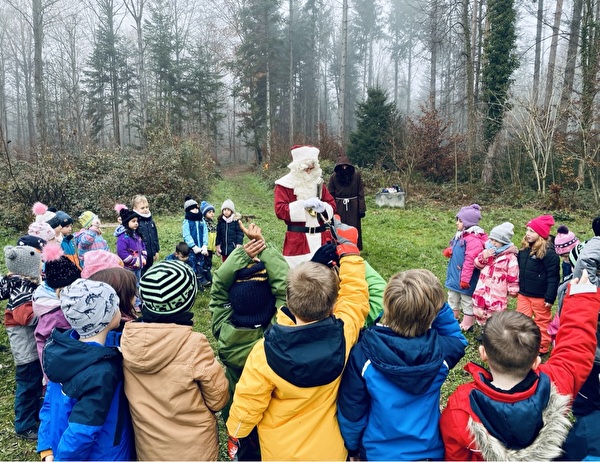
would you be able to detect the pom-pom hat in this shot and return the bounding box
[42,243,81,289]
[16,235,46,251]
[456,204,482,229]
[32,202,57,225]
[60,279,119,339]
[201,201,215,216]
[139,260,197,315]
[4,245,41,280]
[28,222,56,242]
[489,222,515,245]
[554,225,580,255]
[527,215,555,239]
[119,207,140,229]
[229,262,276,328]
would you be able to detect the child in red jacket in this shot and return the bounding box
[440,269,600,460]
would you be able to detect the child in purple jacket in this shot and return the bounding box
[116,208,147,283]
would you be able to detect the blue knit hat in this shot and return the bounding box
[200,201,215,216]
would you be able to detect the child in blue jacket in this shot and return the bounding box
[182,196,210,287]
[37,278,135,461]
[337,269,467,461]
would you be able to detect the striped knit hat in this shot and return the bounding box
[139,260,197,315]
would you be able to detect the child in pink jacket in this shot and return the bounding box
[472,222,519,326]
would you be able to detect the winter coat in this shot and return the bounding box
[440,282,600,460]
[445,227,488,295]
[472,245,520,320]
[517,244,560,303]
[273,179,336,259]
[574,236,600,285]
[0,274,39,366]
[338,303,467,460]
[328,157,366,249]
[60,235,81,270]
[75,228,109,268]
[37,329,135,461]
[216,215,244,256]
[182,216,208,251]
[226,255,369,461]
[121,322,229,461]
[210,244,288,420]
[116,231,147,270]
[136,214,160,259]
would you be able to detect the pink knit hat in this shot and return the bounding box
[81,250,124,278]
[456,204,482,229]
[554,225,580,255]
[526,215,555,239]
[28,221,56,242]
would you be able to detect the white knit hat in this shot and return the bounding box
[221,199,235,213]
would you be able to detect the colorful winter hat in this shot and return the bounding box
[78,211,98,229]
[554,225,580,256]
[201,201,215,216]
[28,222,56,242]
[32,202,57,225]
[229,262,276,328]
[456,204,482,229]
[139,260,197,315]
[42,244,81,289]
[4,245,41,280]
[60,278,119,339]
[527,215,555,239]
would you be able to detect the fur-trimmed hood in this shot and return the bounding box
[467,371,571,461]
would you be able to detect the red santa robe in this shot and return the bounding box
[274,174,336,268]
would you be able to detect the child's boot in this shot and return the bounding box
[460,314,475,332]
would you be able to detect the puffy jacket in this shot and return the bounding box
[226,255,369,461]
[182,217,207,250]
[338,303,467,460]
[37,329,135,461]
[472,245,520,312]
[136,214,160,258]
[517,244,560,303]
[216,215,244,256]
[116,231,147,270]
[445,227,488,295]
[441,282,600,460]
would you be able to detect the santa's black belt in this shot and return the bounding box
[287,225,327,234]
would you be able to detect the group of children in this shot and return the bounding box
[1,196,600,461]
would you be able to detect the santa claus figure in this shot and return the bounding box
[274,145,337,268]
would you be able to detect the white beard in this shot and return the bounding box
[289,165,323,200]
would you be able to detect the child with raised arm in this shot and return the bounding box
[75,211,109,268]
[443,204,487,331]
[226,217,369,461]
[440,269,600,461]
[337,269,467,460]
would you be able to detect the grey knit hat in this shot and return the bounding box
[489,222,514,245]
[221,199,235,213]
[139,260,197,315]
[4,245,41,280]
[184,197,199,212]
[60,279,119,339]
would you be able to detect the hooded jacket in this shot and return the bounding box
[440,282,600,461]
[445,227,488,295]
[136,213,160,260]
[37,329,135,461]
[517,244,560,303]
[121,322,229,461]
[226,254,369,461]
[337,303,467,460]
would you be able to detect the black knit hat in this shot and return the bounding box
[55,211,74,227]
[139,260,198,315]
[16,235,46,251]
[119,207,140,230]
[229,262,276,328]
[42,244,82,289]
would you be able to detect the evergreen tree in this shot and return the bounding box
[481,0,518,146]
[347,87,396,167]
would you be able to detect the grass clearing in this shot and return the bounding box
[0,169,594,459]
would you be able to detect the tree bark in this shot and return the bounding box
[338,0,348,143]
[32,0,47,148]
[532,0,544,104]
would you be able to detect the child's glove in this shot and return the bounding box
[311,242,339,268]
[333,215,359,257]
[228,435,240,460]
[193,246,202,255]
[200,245,208,256]
[459,281,470,290]
[442,247,452,258]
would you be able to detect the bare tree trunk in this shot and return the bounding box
[407,38,412,113]
[289,0,294,146]
[482,132,502,185]
[532,0,544,104]
[338,0,348,143]
[429,0,439,108]
[558,0,583,132]
[266,59,272,164]
[463,0,477,169]
[544,0,563,109]
[32,0,47,148]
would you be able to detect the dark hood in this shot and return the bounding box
[43,328,122,385]
[334,151,354,173]
[469,365,548,450]
[361,325,445,394]
[264,315,346,388]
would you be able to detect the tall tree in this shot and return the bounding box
[481,0,518,184]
